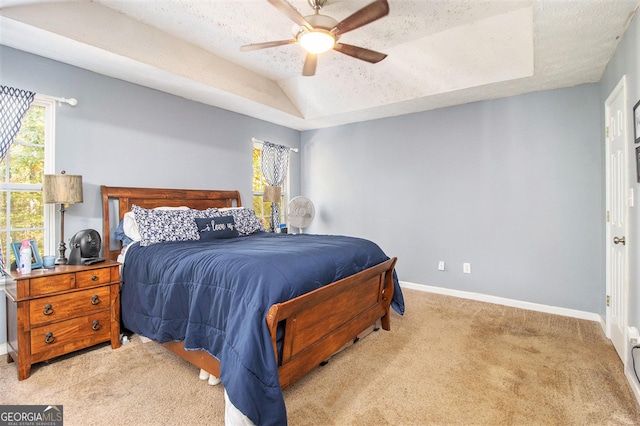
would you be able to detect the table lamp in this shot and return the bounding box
[43,172,83,264]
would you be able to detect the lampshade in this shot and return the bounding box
[43,174,84,204]
[263,185,282,203]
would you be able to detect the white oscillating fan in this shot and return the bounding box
[288,196,315,233]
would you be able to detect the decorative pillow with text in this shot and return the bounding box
[195,216,239,240]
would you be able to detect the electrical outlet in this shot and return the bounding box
[438,261,445,271]
[463,263,471,274]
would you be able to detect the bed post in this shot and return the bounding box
[100,185,113,261]
[380,257,397,331]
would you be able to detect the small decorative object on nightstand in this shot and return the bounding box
[4,260,121,380]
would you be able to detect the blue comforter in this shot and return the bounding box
[121,232,404,425]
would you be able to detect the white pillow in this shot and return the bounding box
[122,206,189,242]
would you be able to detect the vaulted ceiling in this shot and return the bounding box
[1,0,638,130]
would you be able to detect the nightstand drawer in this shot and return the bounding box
[29,287,111,327]
[30,311,111,359]
[76,267,112,288]
[29,274,76,297]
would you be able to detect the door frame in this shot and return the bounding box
[604,75,630,364]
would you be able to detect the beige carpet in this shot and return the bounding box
[2,289,639,425]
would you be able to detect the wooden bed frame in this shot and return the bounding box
[101,185,397,389]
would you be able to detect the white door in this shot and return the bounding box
[605,76,629,362]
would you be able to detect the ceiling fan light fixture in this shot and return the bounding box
[298,29,335,54]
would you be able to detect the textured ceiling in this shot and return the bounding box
[1,0,638,130]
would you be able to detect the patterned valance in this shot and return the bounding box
[1,85,36,161]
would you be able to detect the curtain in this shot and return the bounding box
[260,141,290,232]
[0,85,36,273]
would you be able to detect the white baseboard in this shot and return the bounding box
[400,281,603,323]
[626,368,640,406]
[0,342,7,356]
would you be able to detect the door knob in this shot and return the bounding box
[613,236,626,245]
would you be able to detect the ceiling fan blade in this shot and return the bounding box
[331,0,389,36]
[302,53,317,76]
[267,0,313,30]
[333,43,387,63]
[240,39,297,51]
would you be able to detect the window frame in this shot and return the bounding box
[0,96,56,272]
[252,142,290,231]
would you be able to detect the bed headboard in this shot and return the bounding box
[100,186,242,261]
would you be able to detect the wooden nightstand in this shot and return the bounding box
[4,260,121,380]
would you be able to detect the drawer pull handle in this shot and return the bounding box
[92,320,102,331]
[91,295,100,305]
[43,304,54,316]
[91,275,98,281]
[44,332,56,344]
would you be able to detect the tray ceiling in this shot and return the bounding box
[1,0,638,130]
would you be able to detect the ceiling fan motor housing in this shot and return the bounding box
[307,0,327,11]
[293,13,339,36]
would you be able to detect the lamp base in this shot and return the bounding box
[55,240,67,265]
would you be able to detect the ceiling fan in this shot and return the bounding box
[240,0,389,76]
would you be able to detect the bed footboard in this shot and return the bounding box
[160,257,396,389]
[266,257,397,389]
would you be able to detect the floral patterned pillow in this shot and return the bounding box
[132,205,199,246]
[210,207,264,235]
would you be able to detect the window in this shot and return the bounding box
[252,144,289,231]
[0,97,54,268]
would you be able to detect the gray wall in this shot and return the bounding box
[600,12,640,383]
[302,84,604,314]
[1,12,637,357]
[0,46,301,346]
